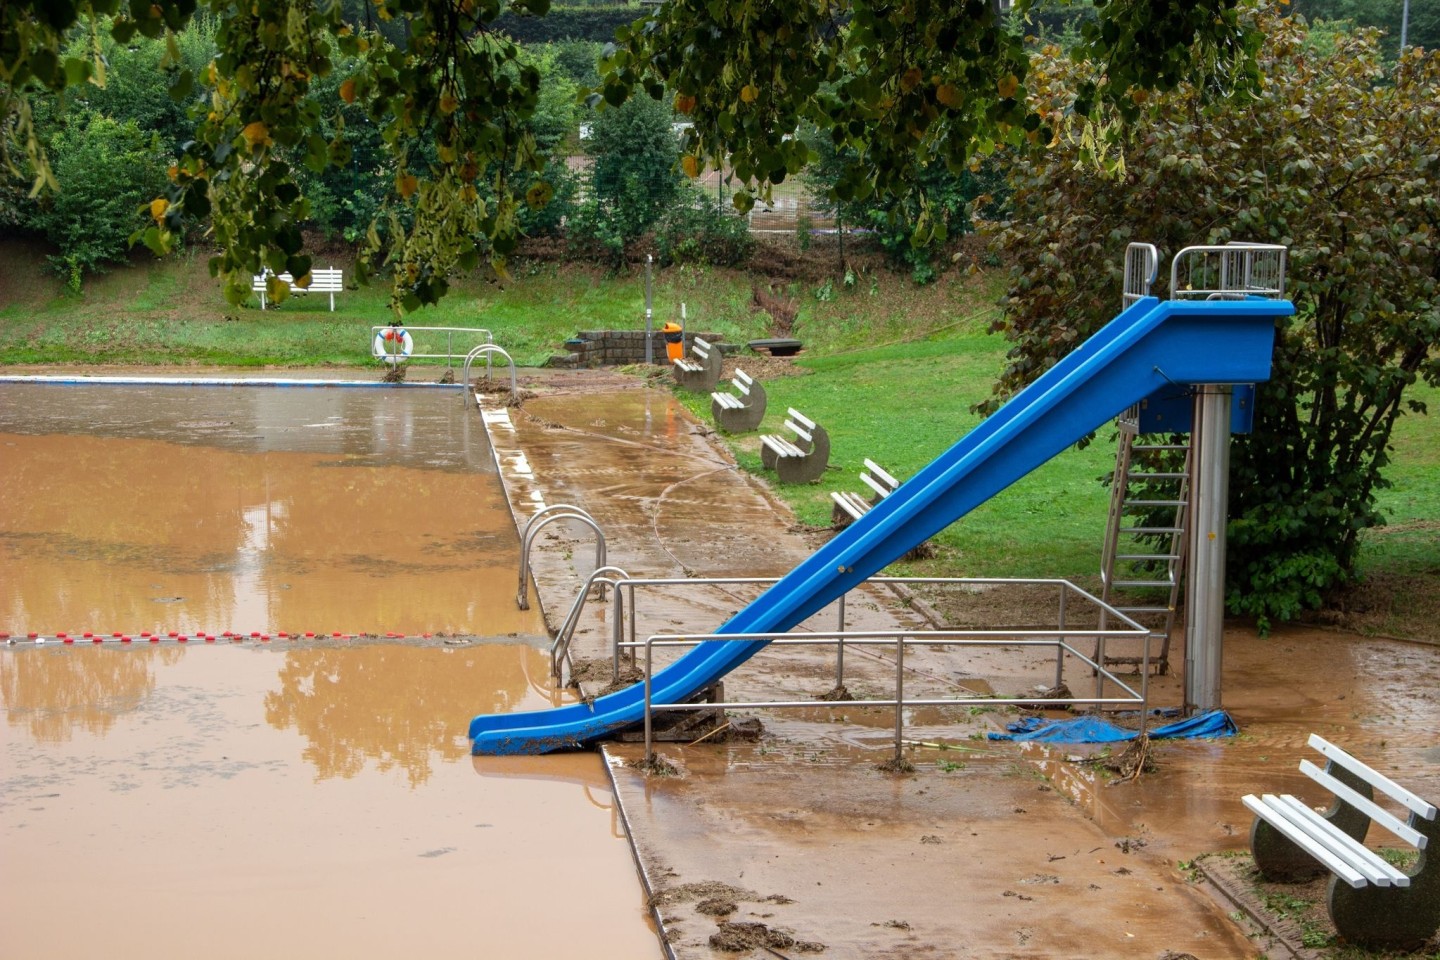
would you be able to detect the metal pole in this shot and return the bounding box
[644,255,654,365]
[1185,384,1232,714]
[680,302,687,350]
[893,635,905,764]
[1400,0,1410,54]
[1055,585,1067,690]
[644,640,654,766]
[835,594,846,688]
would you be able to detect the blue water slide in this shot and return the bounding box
[471,296,1294,755]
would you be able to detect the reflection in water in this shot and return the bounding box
[0,385,547,638]
[0,646,182,741]
[265,643,561,786]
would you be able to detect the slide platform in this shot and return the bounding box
[471,296,1294,755]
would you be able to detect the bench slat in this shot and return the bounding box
[761,435,804,458]
[1301,760,1428,849]
[860,472,894,500]
[786,407,816,430]
[1272,794,1409,887]
[1308,734,1438,820]
[784,420,813,444]
[830,491,869,521]
[864,458,900,489]
[735,370,754,387]
[1244,794,1371,889]
[711,393,742,409]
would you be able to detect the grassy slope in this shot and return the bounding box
[2,241,1434,633]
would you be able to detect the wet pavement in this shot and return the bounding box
[476,372,1440,959]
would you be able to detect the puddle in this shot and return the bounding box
[0,382,659,959]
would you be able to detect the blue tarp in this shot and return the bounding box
[987,709,1238,743]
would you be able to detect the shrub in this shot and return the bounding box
[28,113,169,284]
[653,184,753,266]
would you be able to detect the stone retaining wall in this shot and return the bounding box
[556,330,725,367]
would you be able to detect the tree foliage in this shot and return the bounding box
[29,113,169,283]
[986,11,1440,628]
[4,0,1261,311]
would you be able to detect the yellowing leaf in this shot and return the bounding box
[936,83,964,109]
[240,121,272,149]
[339,79,356,104]
[439,93,458,115]
[397,173,418,199]
[900,67,923,94]
[681,154,701,178]
[997,74,1020,99]
[674,94,697,115]
[740,84,758,104]
[149,198,169,222]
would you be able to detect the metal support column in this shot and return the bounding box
[1184,384,1232,714]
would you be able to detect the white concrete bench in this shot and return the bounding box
[710,369,766,433]
[253,267,344,311]
[759,408,830,484]
[830,458,901,526]
[673,336,722,392]
[1244,733,1440,950]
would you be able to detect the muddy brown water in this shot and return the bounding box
[0,382,659,959]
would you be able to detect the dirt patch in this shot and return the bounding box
[709,921,826,954]
[651,881,758,909]
[1196,852,1439,958]
[722,354,812,381]
[1316,569,1440,643]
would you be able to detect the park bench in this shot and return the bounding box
[759,407,830,484]
[710,369,767,433]
[672,336,723,392]
[1243,733,1440,950]
[252,267,344,311]
[830,458,901,527]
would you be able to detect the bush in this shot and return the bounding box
[653,184,754,266]
[28,113,169,284]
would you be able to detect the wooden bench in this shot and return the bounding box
[253,267,344,311]
[672,336,723,392]
[710,369,766,433]
[830,458,901,527]
[1244,733,1440,950]
[759,408,830,484]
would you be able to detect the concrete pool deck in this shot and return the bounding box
[469,370,1440,959]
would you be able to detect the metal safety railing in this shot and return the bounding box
[370,325,493,368]
[463,344,518,407]
[546,573,1152,762]
[629,626,1149,766]
[517,505,606,612]
[1170,243,1287,302]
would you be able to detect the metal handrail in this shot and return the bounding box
[463,344,518,407]
[1122,242,1159,308]
[517,505,606,611]
[1170,243,1287,302]
[629,627,1150,766]
[370,325,493,368]
[551,565,632,676]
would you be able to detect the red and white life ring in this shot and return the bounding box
[373,327,414,364]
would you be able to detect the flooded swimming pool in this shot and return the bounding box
[0,382,659,959]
